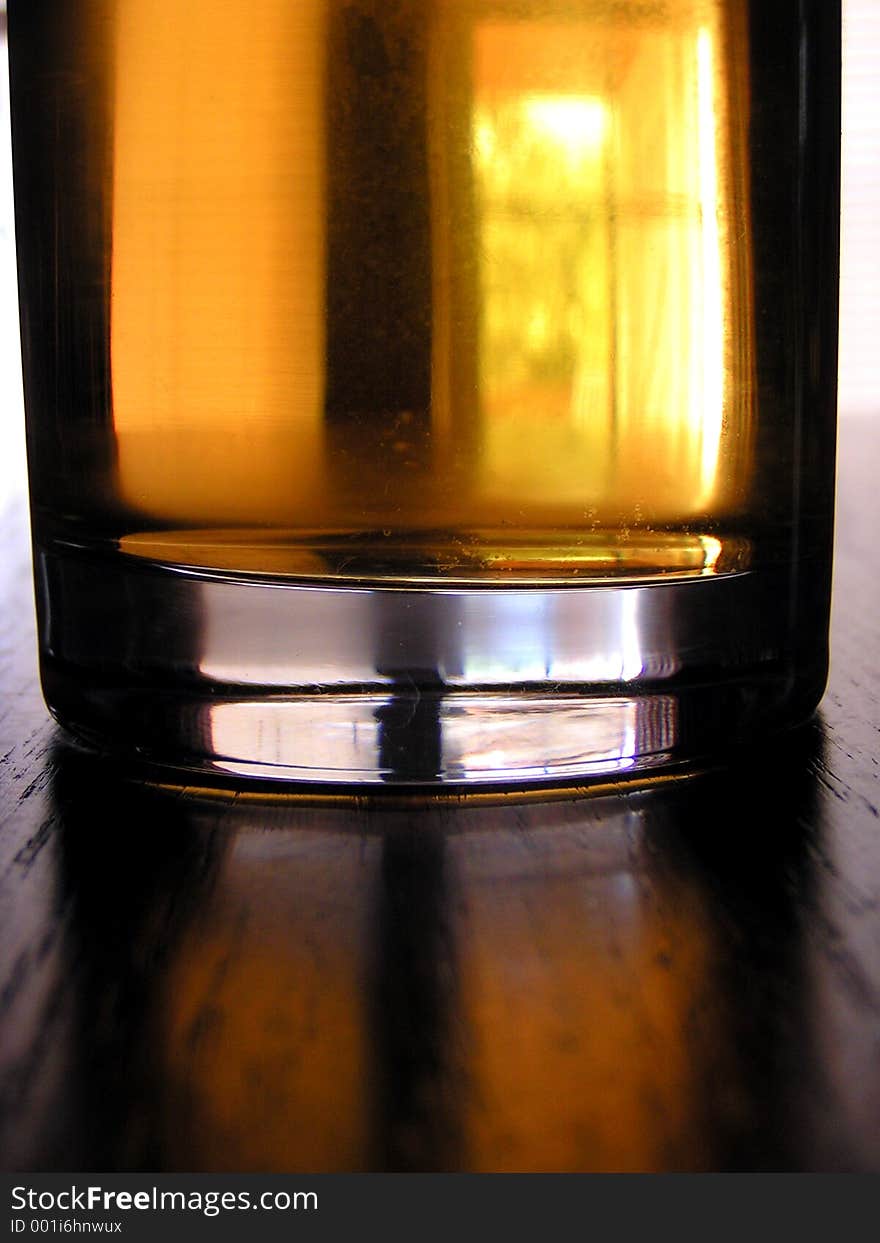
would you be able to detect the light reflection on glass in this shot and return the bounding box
[210,699,387,777]
[438,698,652,782]
[459,590,645,685]
[197,580,380,689]
[470,8,745,520]
[696,26,725,504]
[207,694,677,783]
[196,577,663,693]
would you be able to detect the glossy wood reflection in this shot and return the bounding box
[0,720,873,1173]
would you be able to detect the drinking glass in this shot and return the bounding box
[9,0,840,785]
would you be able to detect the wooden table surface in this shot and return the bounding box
[0,419,878,1174]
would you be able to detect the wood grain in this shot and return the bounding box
[0,420,878,1173]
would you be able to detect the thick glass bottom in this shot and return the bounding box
[116,526,751,583]
[36,541,824,787]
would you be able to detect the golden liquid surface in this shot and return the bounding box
[32,0,760,582]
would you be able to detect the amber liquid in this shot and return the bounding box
[11,0,836,585]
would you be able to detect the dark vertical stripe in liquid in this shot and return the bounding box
[324,1,434,497]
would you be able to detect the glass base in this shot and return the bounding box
[36,541,823,787]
